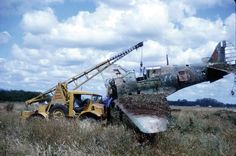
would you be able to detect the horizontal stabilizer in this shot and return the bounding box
[207,64,236,82]
[208,64,236,73]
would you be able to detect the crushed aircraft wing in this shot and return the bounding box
[117,94,170,134]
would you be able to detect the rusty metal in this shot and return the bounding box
[109,40,236,98]
[117,94,169,116]
[106,40,236,134]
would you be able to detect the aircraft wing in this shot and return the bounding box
[116,94,170,134]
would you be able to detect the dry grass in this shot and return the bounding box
[0,103,236,155]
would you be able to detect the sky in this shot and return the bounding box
[0,0,236,103]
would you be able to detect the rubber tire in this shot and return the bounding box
[49,104,68,118]
[28,114,44,122]
[80,113,100,122]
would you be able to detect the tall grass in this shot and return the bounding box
[0,107,235,155]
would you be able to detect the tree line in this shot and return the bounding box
[168,98,236,108]
[0,89,235,108]
[0,90,41,102]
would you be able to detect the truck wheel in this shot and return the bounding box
[28,114,44,121]
[80,113,100,122]
[49,104,68,118]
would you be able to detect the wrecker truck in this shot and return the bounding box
[21,42,143,120]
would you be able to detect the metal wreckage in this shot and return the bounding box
[106,40,236,133]
[21,40,236,134]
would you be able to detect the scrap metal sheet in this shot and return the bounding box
[117,94,170,133]
[118,104,168,133]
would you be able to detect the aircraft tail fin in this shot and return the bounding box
[208,40,227,64]
[206,41,236,82]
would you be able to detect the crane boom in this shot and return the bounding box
[25,42,143,105]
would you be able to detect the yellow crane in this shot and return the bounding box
[21,42,143,120]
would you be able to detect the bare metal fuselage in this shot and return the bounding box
[114,64,212,96]
[107,40,235,134]
[113,40,235,97]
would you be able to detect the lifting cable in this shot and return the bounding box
[139,46,143,76]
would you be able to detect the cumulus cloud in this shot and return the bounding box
[164,17,227,48]
[1,0,235,95]
[6,42,112,92]
[167,1,196,22]
[0,31,11,44]
[21,8,58,34]
[20,0,232,51]
[224,13,236,41]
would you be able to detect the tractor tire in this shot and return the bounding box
[49,104,68,119]
[80,113,100,123]
[28,114,45,122]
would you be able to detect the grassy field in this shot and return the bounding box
[0,103,236,155]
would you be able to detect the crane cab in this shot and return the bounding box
[67,91,105,119]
